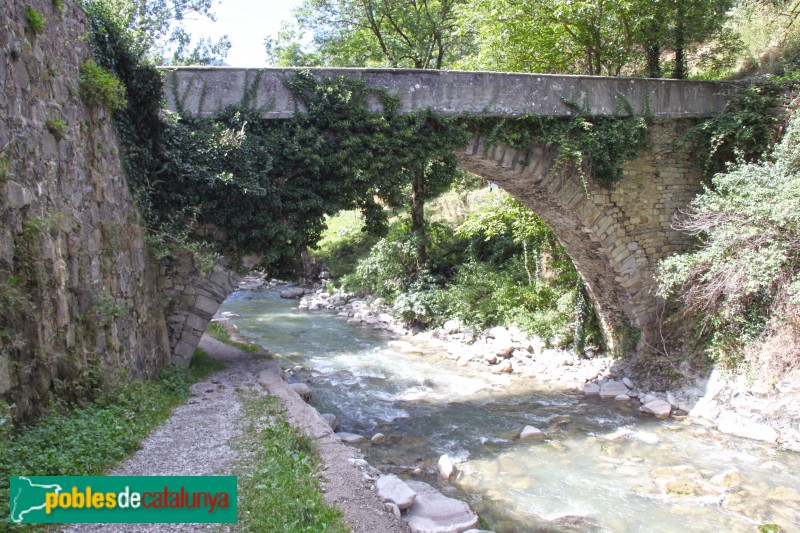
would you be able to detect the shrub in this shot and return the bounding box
[686,69,800,177]
[45,118,68,141]
[659,110,800,370]
[25,6,46,34]
[79,59,127,110]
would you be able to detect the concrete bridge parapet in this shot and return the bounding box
[161,67,733,120]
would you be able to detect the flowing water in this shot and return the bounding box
[221,289,800,533]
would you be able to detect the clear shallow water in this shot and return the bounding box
[222,290,800,533]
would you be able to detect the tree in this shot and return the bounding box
[267,0,474,69]
[266,0,474,270]
[455,0,733,78]
[83,0,231,64]
[457,0,649,75]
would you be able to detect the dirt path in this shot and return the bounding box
[61,335,407,533]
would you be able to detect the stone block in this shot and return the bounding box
[194,294,220,316]
[5,180,33,208]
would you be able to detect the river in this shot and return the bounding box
[221,289,800,533]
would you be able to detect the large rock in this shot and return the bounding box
[640,399,672,419]
[491,360,513,374]
[406,480,479,533]
[321,413,339,431]
[520,425,543,439]
[443,319,464,334]
[583,382,601,395]
[438,454,456,479]
[280,287,306,298]
[599,381,629,399]
[335,432,366,444]
[716,413,779,444]
[377,474,417,510]
[290,382,312,402]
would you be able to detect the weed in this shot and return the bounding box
[205,322,262,353]
[235,391,348,533]
[79,59,127,110]
[91,290,127,323]
[0,158,9,184]
[24,6,46,35]
[45,118,68,141]
[52,0,64,15]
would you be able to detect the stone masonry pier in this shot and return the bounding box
[159,67,733,354]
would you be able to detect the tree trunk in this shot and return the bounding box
[672,16,686,79]
[646,43,661,78]
[411,165,426,270]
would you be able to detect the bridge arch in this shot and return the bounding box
[157,68,727,360]
[458,119,703,350]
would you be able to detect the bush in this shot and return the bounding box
[25,6,46,34]
[659,110,800,370]
[79,59,127,110]
[686,69,800,177]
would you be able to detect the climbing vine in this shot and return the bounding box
[84,4,652,278]
[686,69,800,178]
[465,99,651,188]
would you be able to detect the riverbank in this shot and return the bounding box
[219,284,800,532]
[250,276,800,453]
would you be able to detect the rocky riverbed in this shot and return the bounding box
[224,275,800,532]
[259,275,800,453]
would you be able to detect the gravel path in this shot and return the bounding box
[60,335,406,533]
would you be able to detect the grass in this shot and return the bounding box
[236,391,348,533]
[0,349,224,524]
[205,322,263,353]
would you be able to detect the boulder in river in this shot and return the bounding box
[335,432,366,444]
[583,382,601,395]
[599,381,629,399]
[320,413,339,431]
[640,400,672,419]
[491,360,513,374]
[716,413,779,444]
[405,480,479,533]
[280,287,306,299]
[438,454,456,479]
[377,474,417,510]
[520,425,544,439]
[371,432,387,444]
[290,382,312,402]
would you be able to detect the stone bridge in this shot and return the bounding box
[160,68,734,357]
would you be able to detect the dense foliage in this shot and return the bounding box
[328,191,604,351]
[469,102,650,188]
[266,0,473,68]
[659,110,800,371]
[686,68,800,177]
[274,0,736,78]
[85,4,470,275]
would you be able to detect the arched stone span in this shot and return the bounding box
[156,68,727,361]
[458,119,703,350]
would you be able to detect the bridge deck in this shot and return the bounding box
[159,67,734,119]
